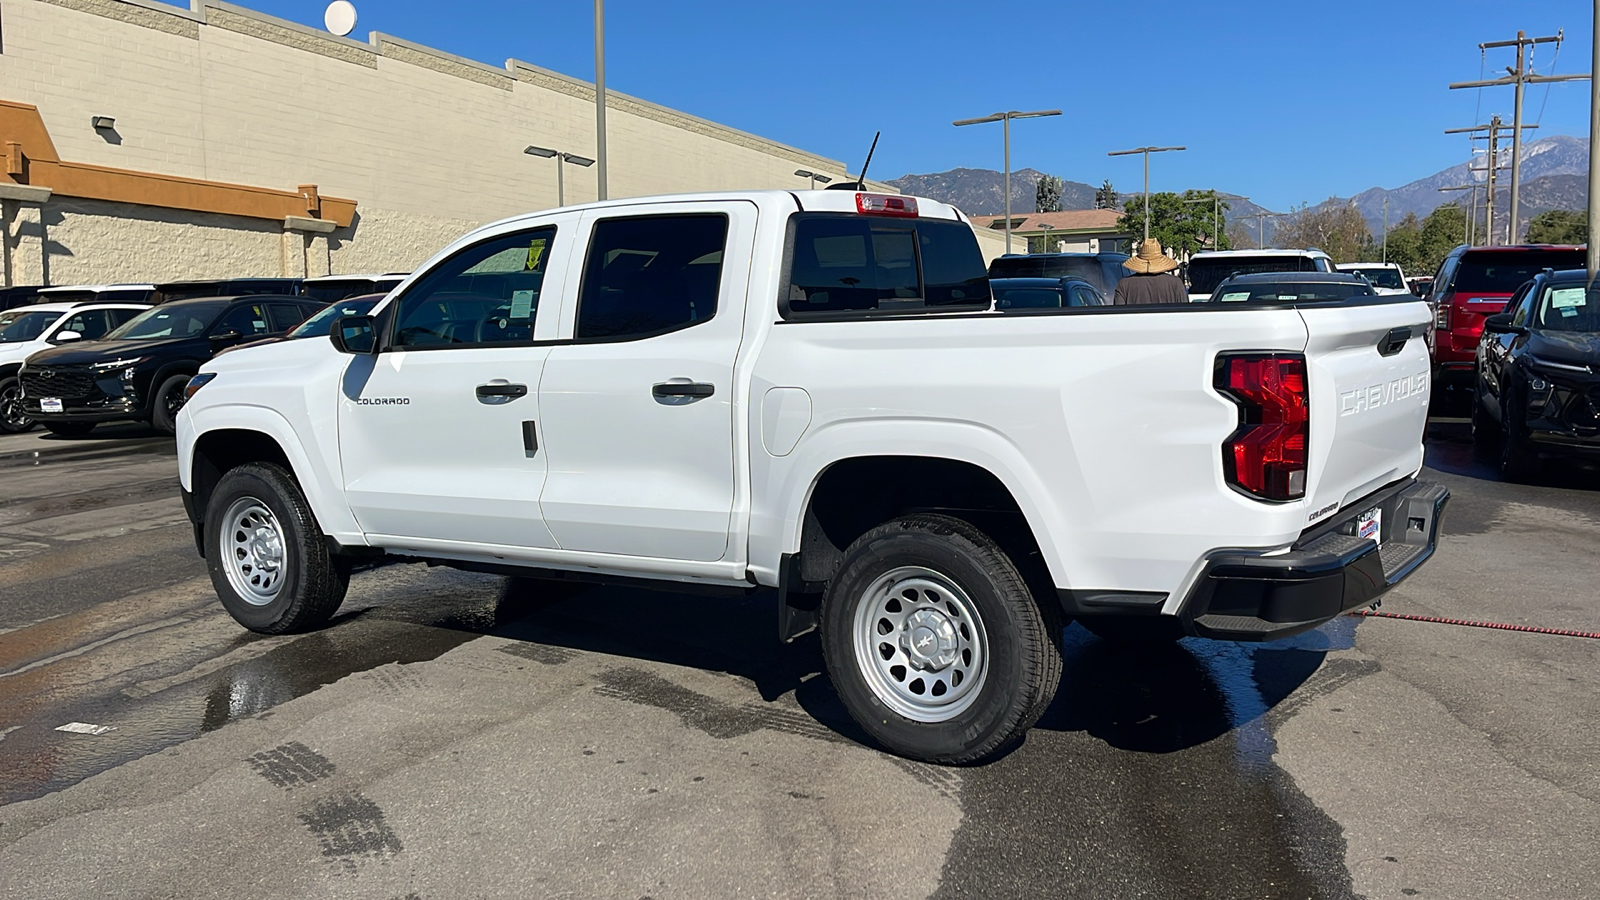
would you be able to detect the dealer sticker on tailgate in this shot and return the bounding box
[1356,508,1381,544]
[40,398,63,414]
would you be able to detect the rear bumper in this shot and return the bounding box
[1174,477,1449,641]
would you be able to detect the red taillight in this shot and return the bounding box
[1216,354,1308,502]
[856,193,918,217]
[1434,293,1452,331]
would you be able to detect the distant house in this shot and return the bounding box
[966,210,1130,254]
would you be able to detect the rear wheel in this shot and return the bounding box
[150,373,192,436]
[205,462,349,634]
[1500,398,1541,483]
[821,514,1062,765]
[1470,387,1498,452]
[0,376,35,434]
[43,421,95,437]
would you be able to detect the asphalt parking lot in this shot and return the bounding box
[1,417,1597,899]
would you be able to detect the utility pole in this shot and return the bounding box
[1383,196,1389,262]
[1450,29,1588,243]
[594,0,607,200]
[1108,145,1186,243]
[1590,0,1600,282]
[1446,118,1521,245]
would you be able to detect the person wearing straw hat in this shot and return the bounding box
[1112,238,1188,306]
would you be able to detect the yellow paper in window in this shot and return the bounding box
[526,238,547,271]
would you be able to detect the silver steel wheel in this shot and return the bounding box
[220,497,289,606]
[852,565,989,723]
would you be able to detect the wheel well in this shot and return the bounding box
[796,456,1046,587]
[191,428,293,523]
[0,363,20,379]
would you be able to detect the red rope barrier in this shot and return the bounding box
[1351,609,1600,640]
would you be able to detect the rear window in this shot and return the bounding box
[1212,282,1376,304]
[1453,250,1585,293]
[785,215,989,316]
[1187,256,1320,296]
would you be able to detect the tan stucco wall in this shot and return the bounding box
[0,0,895,283]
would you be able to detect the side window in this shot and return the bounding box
[107,308,142,329]
[576,214,727,340]
[392,227,556,348]
[1071,284,1105,307]
[785,214,991,316]
[213,303,274,337]
[268,303,309,332]
[1511,285,1537,327]
[54,308,112,340]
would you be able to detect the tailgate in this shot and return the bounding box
[1298,299,1432,521]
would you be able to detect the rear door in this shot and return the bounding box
[536,202,755,562]
[1298,299,1434,514]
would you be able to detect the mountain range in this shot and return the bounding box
[889,135,1589,241]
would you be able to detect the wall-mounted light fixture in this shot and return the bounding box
[91,116,116,130]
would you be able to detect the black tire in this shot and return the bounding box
[1469,387,1498,451]
[1500,398,1541,483]
[1077,615,1185,645]
[205,462,349,634]
[0,376,36,434]
[150,373,192,436]
[820,514,1062,765]
[43,421,95,437]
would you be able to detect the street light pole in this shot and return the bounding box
[525,145,596,207]
[1108,145,1186,243]
[593,0,608,201]
[1590,0,1600,283]
[954,110,1062,253]
[1183,193,1242,251]
[794,169,833,190]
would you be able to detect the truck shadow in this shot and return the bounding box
[482,579,1346,760]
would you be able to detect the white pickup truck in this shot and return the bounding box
[176,190,1446,764]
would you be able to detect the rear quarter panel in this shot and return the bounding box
[748,308,1317,599]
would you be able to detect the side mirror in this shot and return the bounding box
[1482,313,1525,336]
[208,330,243,347]
[330,315,377,354]
[52,330,81,343]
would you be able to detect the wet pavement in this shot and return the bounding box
[0,418,1598,898]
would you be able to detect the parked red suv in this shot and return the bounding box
[1426,244,1586,384]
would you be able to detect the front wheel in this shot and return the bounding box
[1470,387,1498,452]
[1500,399,1541,483]
[0,376,35,434]
[150,373,192,436]
[205,462,349,634]
[821,514,1062,765]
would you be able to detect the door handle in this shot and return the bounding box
[652,381,715,403]
[476,381,528,403]
[1377,327,1411,357]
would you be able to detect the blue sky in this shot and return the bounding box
[230,0,1595,211]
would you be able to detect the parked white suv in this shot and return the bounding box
[177,190,1445,763]
[1337,262,1411,296]
[0,301,152,433]
[1186,249,1335,301]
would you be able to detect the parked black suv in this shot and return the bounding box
[987,252,1130,297]
[1472,268,1600,481]
[151,278,304,303]
[20,294,324,436]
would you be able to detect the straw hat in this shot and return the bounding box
[1123,238,1180,274]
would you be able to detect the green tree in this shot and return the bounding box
[1419,204,1467,275]
[1526,209,1588,244]
[1095,179,1118,210]
[1376,212,1426,276]
[1115,190,1231,256]
[1035,175,1064,213]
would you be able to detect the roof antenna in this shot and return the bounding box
[829,131,880,190]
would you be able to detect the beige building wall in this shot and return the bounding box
[0,0,903,283]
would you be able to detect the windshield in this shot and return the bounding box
[1212,282,1375,303]
[289,297,380,337]
[108,302,226,340]
[1533,286,1600,333]
[1455,250,1586,293]
[1187,256,1319,295]
[0,309,58,343]
[1344,267,1404,289]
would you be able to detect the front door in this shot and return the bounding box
[338,222,570,549]
[537,203,755,561]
